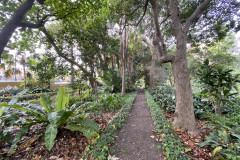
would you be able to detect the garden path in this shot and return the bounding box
[113,90,162,160]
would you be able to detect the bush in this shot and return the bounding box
[27,86,52,94]
[99,93,123,112]
[0,86,21,97]
[149,86,176,113]
[200,113,240,159]
[197,59,240,114]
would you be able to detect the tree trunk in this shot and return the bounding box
[23,62,26,89]
[121,15,128,96]
[0,0,35,58]
[128,58,133,86]
[171,33,197,134]
[70,45,74,84]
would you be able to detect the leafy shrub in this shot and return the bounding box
[0,86,21,97]
[149,86,232,119]
[0,88,99,154]
[197,59,240,114]
[0,92,57,103]
[99,71,122,93]
[149,86,176,113]
[200,113,240,159]
[99,93,123,112]
[27,86,52,94]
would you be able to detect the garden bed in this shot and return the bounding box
[0,109,116,159]
[0,93,136,160]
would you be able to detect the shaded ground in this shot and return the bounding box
[0,112,115,160]
[113,90,162,160]
[164,111,213,159]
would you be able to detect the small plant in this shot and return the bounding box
[200,113,240,159]
[149,86,176,113]
[197,59,240,114]
[0,88,99,154]
[99,93,123,112]
[27,86,52,94]
[0,86,21,97]
[146,91,190,160]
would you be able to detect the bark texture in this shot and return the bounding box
[0,0,35,57]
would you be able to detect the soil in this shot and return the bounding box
[0,112,115,160]
[113,90,162,160]
[164,111,213,159]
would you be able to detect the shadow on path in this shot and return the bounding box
[113,90,162,160]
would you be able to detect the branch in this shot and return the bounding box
[140,35,152,47]
[136,0,149,26]
[40,27,89,76]
[149,0,167,56]
[184,0,211,33]
[18,13,55,28]
[126,0,149,27]
[18,22,42,28]
[169,0,182,36]
[159,55,175,63]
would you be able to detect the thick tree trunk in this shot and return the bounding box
[171,33,197,134]
[172,60,197,133]
[0,0,35,58]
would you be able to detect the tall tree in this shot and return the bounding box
[147,0,240,133]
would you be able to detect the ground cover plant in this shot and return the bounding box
[145,91,190,160]
[84,93,137,160]
[0,86,21,98]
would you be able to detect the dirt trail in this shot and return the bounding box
[113,90,162,160]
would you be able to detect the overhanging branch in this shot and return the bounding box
[184,0,211,33]
[40,27,89,76]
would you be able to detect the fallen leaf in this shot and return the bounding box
[150,135,155,139]
[159,134,166,142]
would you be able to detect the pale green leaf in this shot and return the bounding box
[48,110,64,124]
[55,88,69,111]
[40,93,52,113]
[44,123,58,150]
[212,146,222,157]
[72,118,99,133]
[65,124,99,139]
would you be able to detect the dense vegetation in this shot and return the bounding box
[0,0,240,159]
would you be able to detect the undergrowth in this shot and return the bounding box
[145,91,190,160]
[83,93,137,160]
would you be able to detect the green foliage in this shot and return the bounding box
[99,93,123,112]
[197,59,240,114]
[200,113,240,159]
[27,86,52,94]
[145,91,190,160]
[83,93,137,160]
[99,71,122,93]
[0,88,99,154]
[149,86,176,113]
[0,86,20,97]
